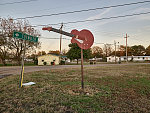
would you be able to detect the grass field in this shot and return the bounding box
[1,64,150,112]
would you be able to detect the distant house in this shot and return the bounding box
[107,56,150,62]
[107,56,120,62]
[120,56,150,62]
[120,56,132,61]
[38,54,60,65]
[89,57,103,64]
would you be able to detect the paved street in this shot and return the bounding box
[0,63,150,79]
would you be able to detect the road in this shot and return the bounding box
[0,63,150,79]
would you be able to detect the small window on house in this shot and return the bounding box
[109,58,111,60]
[143,57,145,60]
[42,60,44,62]
[138,57,140,59]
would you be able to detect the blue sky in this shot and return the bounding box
[0,0,150,53]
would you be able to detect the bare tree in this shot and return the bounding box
[103,44,112,57]
[0,31,10,65]
[37,51,46,56]
[0,17,41,65]
[91,46,103,58]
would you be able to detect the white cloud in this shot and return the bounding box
[86,8,111,20]
[128,7,150,21]
[134,7,150,13]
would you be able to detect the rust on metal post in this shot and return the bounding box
[81,49,84,91]
[59,23,63,64]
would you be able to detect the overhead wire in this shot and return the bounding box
[32,11,150,27]
[13,0,150,20]
[2,0,100,16]
[129,36,150,42]
[40,36,114,46]
[1,1,150,46]
[62,1,150,42]
[40,37,70,40]
[0,0,38,5]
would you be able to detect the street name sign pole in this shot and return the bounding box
[19,41,26,88]
[13,31,38,88]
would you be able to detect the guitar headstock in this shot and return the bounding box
[42,27,52,31]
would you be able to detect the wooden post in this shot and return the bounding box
[19,41,26,88]
[81,49,84,91]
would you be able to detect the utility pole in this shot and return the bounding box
[124,33,129,62]
[114,40,116,63]
[118,42,121,63]
[105,43,108,57]
[59,23,63,64]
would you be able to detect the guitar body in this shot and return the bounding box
[42,27,94,49]
[71,29,94,49]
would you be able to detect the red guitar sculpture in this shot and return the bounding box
[42,27,94,49]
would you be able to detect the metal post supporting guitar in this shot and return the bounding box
[42,27,94,92]
[81,49,84,91]
[59,23,63,64]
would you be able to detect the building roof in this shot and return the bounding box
[107,55,119,58]
[38,53,67,58]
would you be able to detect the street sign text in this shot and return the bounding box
[13,31,38,43]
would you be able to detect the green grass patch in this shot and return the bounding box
[1,64,150,112]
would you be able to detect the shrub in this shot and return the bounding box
[43,62,47,65]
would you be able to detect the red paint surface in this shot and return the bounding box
[71,29,94,49]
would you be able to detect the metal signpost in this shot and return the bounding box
[13,31,38,88]
[81,49,84,90]
[42,27,94,92]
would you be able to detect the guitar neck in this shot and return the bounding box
[51,27,75,38]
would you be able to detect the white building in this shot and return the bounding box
[107,56,150,62]
[121,56,150,62]
[38,54,60,65]
[107,56,120,62]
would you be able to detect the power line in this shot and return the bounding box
[62,11,150,25]
[0,0,38,5]
[32,11,150,27]
[129,37,150,42]
[14,0,150,20]
[40,37,114,45]
[1,0,98,16]
[40,37,70,40]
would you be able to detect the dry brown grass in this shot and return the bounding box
[0,64,150,112]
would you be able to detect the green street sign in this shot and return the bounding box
[13,31,23,39]
[13,31,38,43]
